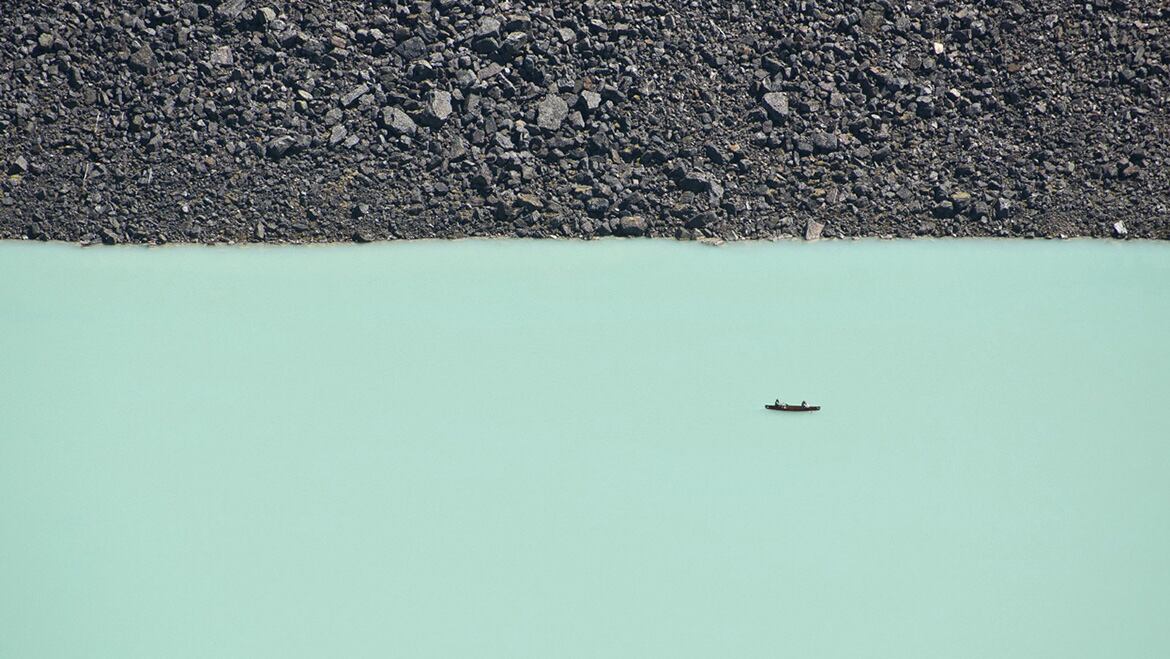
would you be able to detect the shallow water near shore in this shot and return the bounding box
[2,239,1169,658]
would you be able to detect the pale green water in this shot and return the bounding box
[2,240,1169,658]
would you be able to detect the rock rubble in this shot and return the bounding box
[1,0,1167,243]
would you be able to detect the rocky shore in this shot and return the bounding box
[2,0,1168,243]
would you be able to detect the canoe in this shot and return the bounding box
[765,404,821,412]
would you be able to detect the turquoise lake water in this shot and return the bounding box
[2,240,1169,658]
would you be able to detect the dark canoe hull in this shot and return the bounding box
[765,404,821,412]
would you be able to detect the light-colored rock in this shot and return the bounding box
[536,95,569,131]
[618,215,648,236]
[381,107,416,136]
[427,90,452,123]
[209,46,234,67]
[762,92,789,121]
[805,219,825,241]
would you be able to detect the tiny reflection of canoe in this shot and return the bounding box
[765,403,821,412]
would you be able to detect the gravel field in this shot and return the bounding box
[2,0,1168,242]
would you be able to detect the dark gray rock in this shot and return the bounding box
[493,132,514,150]
[128,46,158,74]
[501,32,529,58]
[340,84,369,108]
[686,211,716,229]
[586,197,610,216]
[1,0,1166,243]
[475,17,501,39]
[811,132,839,153]
[600,86,626,104]
[680,172,724,199]
[279,30,306,48]
[255,7,276,25]
[995,198,1013,220]
[381,107,416,136]
[265,136,299,159]
[932,201,955,218]
[395,36,426,60]
[762,92,789,121]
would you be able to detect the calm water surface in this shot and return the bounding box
[2,240,1169,658]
